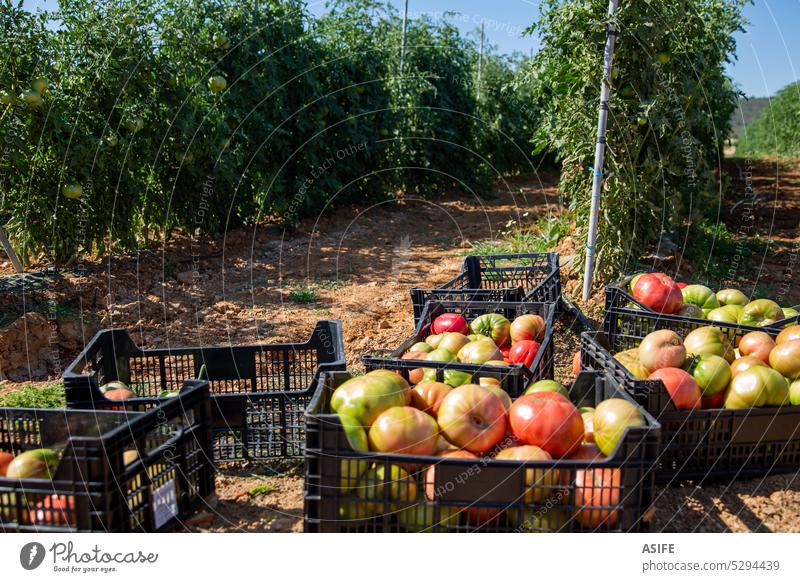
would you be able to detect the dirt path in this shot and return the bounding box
[2,160,800,532]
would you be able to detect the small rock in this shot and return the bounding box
[185,512,216,528]
[177,270,195,284]
[268,517,295,532]
[378,321,391,329]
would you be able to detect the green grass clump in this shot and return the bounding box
[248,483,278,496]
[288,287,318,303]
[0,381,66,408]
[465,214,570,256]
[685,219,769,285]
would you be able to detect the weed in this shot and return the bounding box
[464,214,570,256]
[248,483,278,496]
[288,286,318,303]
[685,219,769,285]
[316,279,347,290]
[0,381,66,408]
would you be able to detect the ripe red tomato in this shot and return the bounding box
[648,367,701,409]
[738,331,775,364]
[510,314,546,343]
[29,495,76,526]
[633,273,683,314]
[368,407,439,456]
[0,452,14,477]
[425,450,477,500]
[508,392,583,458]
[701,391,725,409]
[437,385,507,454]
[507,340,541,369]
[574,467,620,529]
[431,313,468,335]
[424,450,498,526]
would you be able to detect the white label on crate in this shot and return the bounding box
[153,479,179,529]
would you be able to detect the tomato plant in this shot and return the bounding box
[523,0,748,280]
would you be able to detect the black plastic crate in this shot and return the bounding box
[580,308,800,483]
[606,279,800,329]
[0,380,213,532]
[62,321,345,462]
[364,300,557,396]
[410,253,561,323]
[304,370,660,533]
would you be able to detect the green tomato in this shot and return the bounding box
[725,366,788,408]
[716,288,748,307]
[421,368,472,387]
[20,90,42,109]
[706,304,743,324]
[469,313,511,346]
[790,380,800,406]
[410,342,433,354]
[31,77,48,95]
[62,184,83,199]
[338,413,370,494]
[330,375,406,427]
[426,348,455,363]
[738,299,784,327]
[0,89,15,105]
[690,354,731,396]
[208,75,227,93]
[125,116,144,133]
[681,284,720,314]
[397,503,460,532]
[593,399,645,456]
[524,379,569,398]
[213,34,230,49]
[656,52,671,64]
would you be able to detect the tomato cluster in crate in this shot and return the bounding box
[62,322,346,462]
[410,253,561,323]
[364,300,556,395]
[608,274,800,328]
[0,381,213,532]
[581,306,800,482]
[304,369,660,533]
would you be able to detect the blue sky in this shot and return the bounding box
[25,0,800,97]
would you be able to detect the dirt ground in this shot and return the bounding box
[1,159,800,532]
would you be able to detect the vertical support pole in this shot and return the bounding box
[582,0,620,302]
[477,22,485,100]
[0,226,23,273]
[399,0,409,76]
